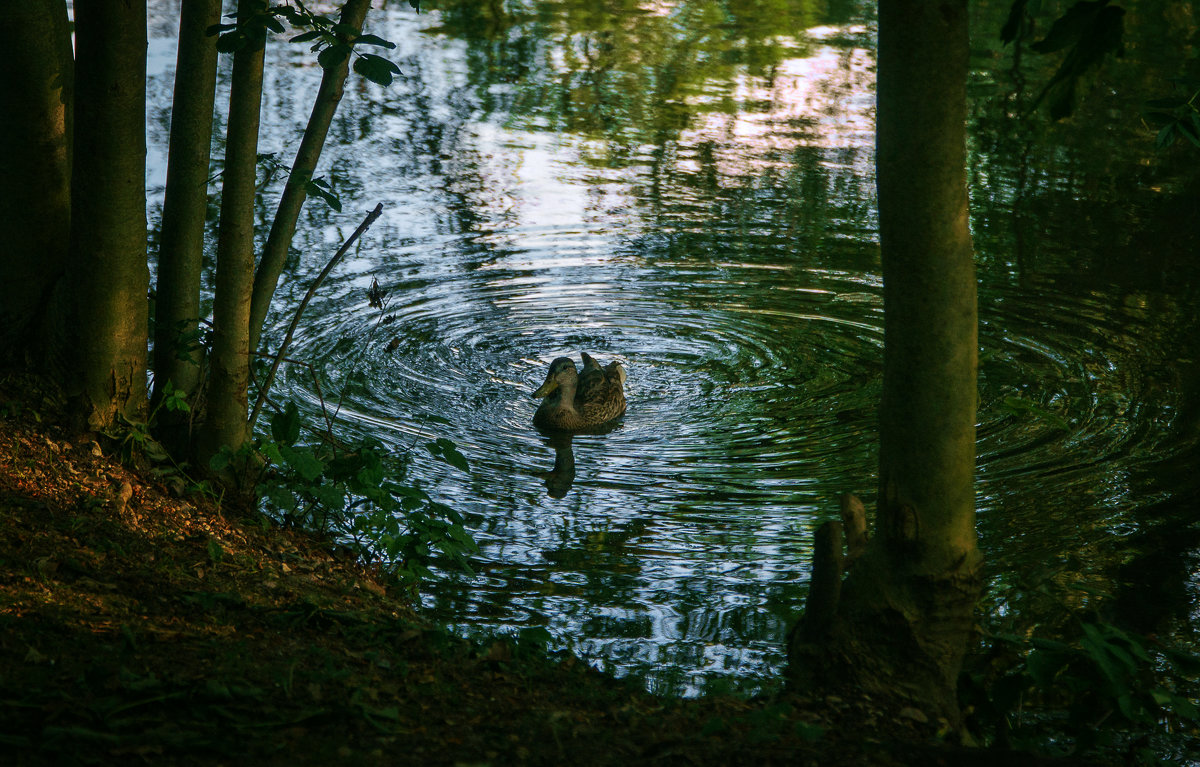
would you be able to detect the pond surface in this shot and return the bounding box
[147,0,1200,695]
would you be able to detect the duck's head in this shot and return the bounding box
[532,357,578,398]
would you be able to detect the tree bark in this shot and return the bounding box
[199,0,268,463]
[788,0,982,725]
[248,0,372,353]
[0,1,73,369]
[69,0,150,430]
[153,0,222,449]
[875,0,978,583]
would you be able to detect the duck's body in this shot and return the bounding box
[532,352,626,432]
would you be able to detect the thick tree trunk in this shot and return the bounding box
[0,1,73,368]
[788,0,981,725]
[248,0,372,353]
[875,0,978,584]
[69,0,150,430]
[198,0,267,463]
[153,0,222,451]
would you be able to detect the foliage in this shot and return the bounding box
[1144,78,1200,150]
[1002,0,1126,120]
[208,1,403,86]
[964,584,1200,763]
[252,150,344,212]
[104,381,213,497]
[251,401,477,582]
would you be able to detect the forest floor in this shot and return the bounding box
[0,381,1090,766]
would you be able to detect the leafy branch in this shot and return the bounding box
[208,0,404,85]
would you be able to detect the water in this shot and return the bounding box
[146,0,1200,696]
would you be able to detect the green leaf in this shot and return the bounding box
[289,30,324,44]
[399,495,422,512]
[1000,0,1030,44]
[1160,644,1200,674]
[1168,694,1200,720]
[305,180,342,212]
[271,401,302,446]
[260,441,284,465]
[317,43,351,69]
[353,53,401,86]
[428,501,465,526]
[390,485,429,501]
[1026,649,1069,687]
[310,483,346,509]
[280,445,325,482]
[208,446,233,472]
[1028,636,1072,652]
[518,626,554,647]
[1030,0,1111,54]
[216,29,247,53]
[262,484,296,511]
[353,33,396,49]
[1156,122,1177,150]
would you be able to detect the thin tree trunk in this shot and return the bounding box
[153,0,222,451]
[69,0,149,430]
[789,0,981,724]
[248,0,372,352]
[199,0,267,463]
[0,1,73,368]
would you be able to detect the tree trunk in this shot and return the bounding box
[153,0,222,451]
[0,1,73,369]
[248,0,372,353]
[69,0,150,430]
[198,0,268,464]
[788,0,982,725]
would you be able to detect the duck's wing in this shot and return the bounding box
[576,370,607,405]
[576,353,605,400]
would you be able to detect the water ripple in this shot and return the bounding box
[277,221,1190,694]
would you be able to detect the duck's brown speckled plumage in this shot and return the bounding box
[532,352,626,432]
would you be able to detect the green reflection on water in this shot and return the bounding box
[145,0,1200,696]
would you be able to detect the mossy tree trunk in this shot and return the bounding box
[68,0,150,430]
[153,0,223,451]
[0,2,73,370]
[248,0,372,353]
[788,0,982,725]
[198,0,268,464]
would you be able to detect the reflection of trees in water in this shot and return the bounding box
[965,0,1200,643]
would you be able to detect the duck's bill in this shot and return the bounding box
[532,378,558,398]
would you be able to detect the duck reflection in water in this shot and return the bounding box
[531,353,626,497]
[542,433,576,498]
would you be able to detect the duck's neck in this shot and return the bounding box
[554,379,579,410]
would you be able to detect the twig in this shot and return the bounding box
[247,351,340,447]
[248,203,383,430]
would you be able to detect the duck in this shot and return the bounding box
[532,352,627,432]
